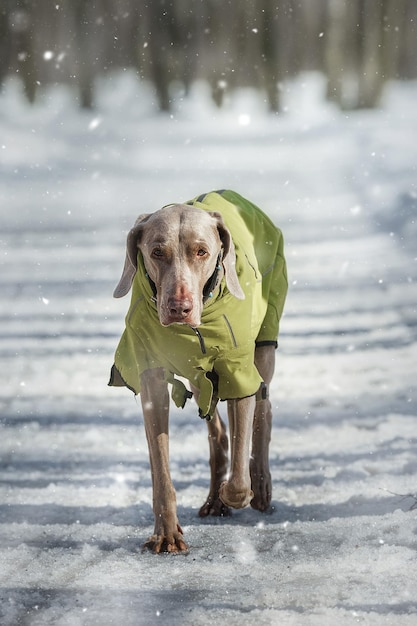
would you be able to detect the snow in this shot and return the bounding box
[1,72,417,625]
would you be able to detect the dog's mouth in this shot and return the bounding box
[159,304,201,328]
[160,312,201,327]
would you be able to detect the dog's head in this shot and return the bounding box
[113,204,244,327]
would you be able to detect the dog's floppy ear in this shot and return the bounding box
[113,214,151,298]
[210,212,245,300]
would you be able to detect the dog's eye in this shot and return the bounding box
[152,248,164,258]
[197,249,208,257]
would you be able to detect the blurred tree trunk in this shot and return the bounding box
[201,0,239,108]
[380,0,404,81]
[356,0,385,108]
[324,0,346,107]
[8,1,37,102]
[301,0,327,71]
[140,0,200,112]
[0,4,11,86]
[325,0,360,109]
[400,0,417,78]
[260,0,290,113]
[72,0,98,108]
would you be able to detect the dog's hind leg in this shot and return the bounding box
[198,409,231,517]
[189,384,231,517]
[251,344,276,512]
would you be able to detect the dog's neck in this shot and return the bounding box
[202,251,223,303]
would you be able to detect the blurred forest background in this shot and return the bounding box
[1,0,416,112]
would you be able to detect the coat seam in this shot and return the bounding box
[223,314,238,348]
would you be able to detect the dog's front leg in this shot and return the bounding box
[140,368,188,553]
[219,396,255,509]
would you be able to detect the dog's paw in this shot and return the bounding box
[250,493,272,513]
[250,464,272,512]
[219,481,253,509]
[199,494,231,517]
[142,525,188,554]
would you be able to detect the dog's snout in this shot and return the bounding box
[161,283,201,326]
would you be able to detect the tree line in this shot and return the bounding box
[1,0,416,112]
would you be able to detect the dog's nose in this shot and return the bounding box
[168,298,193,318]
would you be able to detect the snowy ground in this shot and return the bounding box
[1,73,417,625]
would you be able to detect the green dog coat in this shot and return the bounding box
[109,190,287,419]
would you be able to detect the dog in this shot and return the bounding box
[109,190,287,553]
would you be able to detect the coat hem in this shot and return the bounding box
[108,364,138,395]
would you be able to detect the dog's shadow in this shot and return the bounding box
[177,504,274,528]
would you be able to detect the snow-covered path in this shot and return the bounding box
[1,76,417,625]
